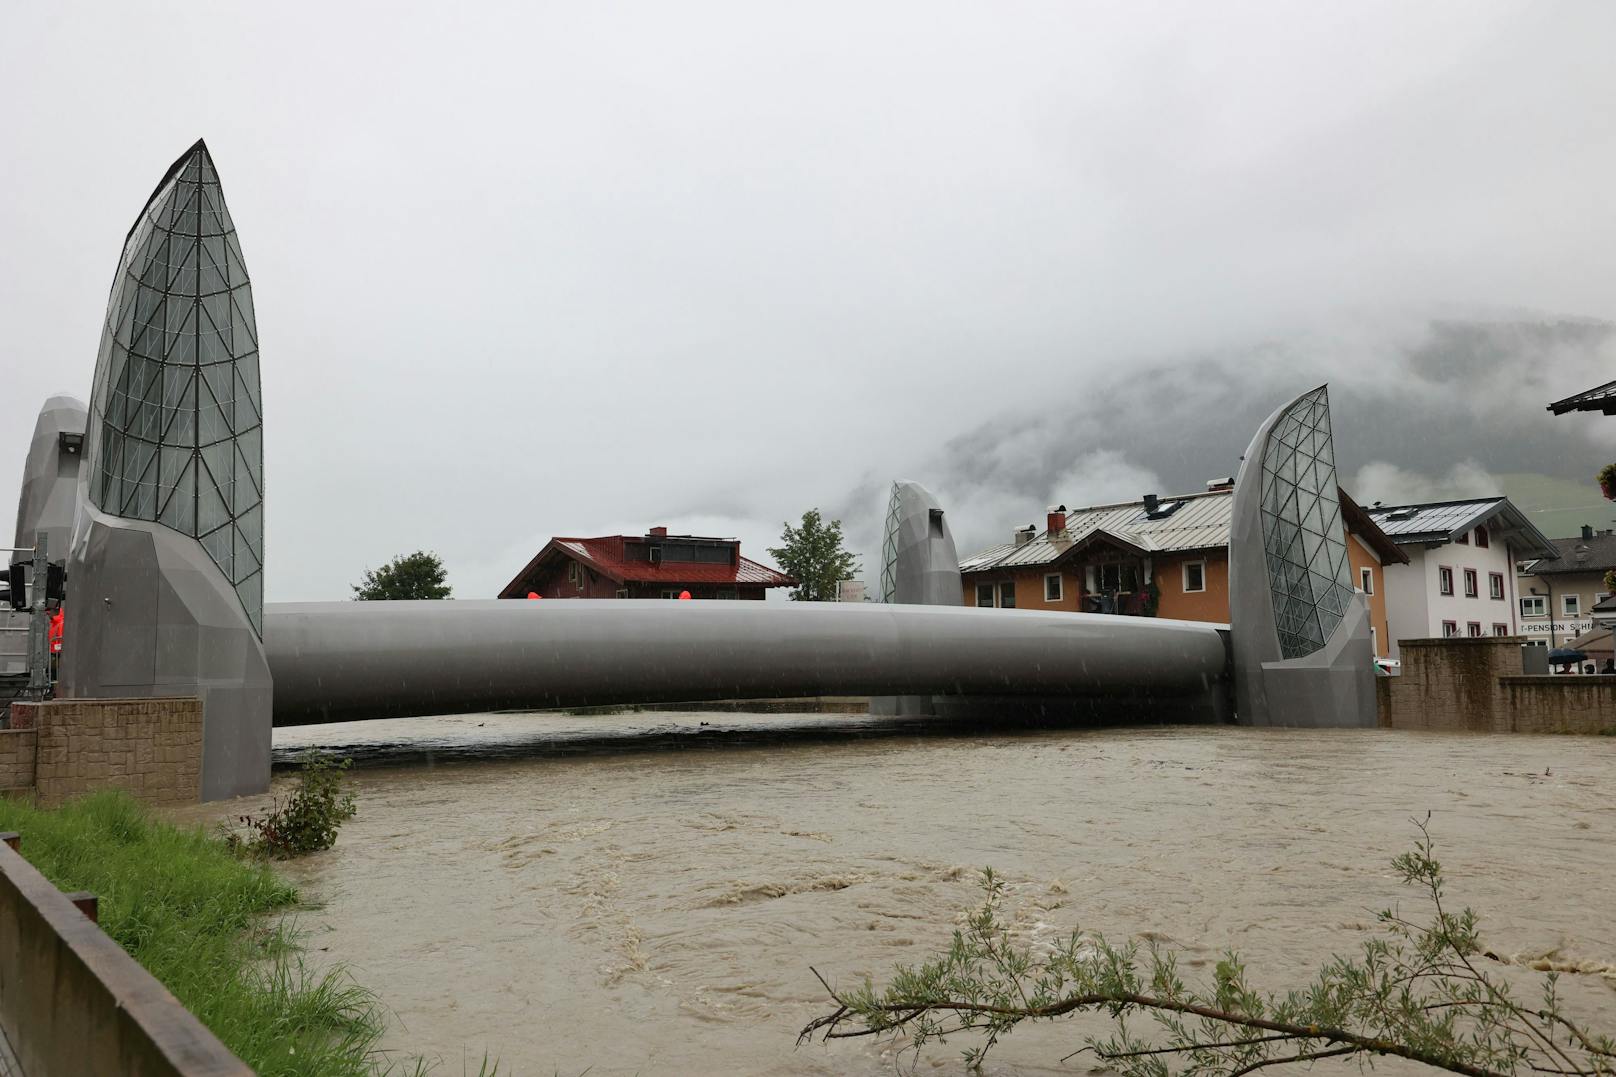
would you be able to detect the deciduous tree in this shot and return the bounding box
[351,550,452,600]
[803,820,1615,1076]
[768,509,859,602]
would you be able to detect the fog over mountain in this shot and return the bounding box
[826,314,1616,570]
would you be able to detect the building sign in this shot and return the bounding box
[1519,618,1592,638]
[837,579,867,603]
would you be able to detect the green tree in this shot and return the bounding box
[351,550,452,600]
[768,509,860,602]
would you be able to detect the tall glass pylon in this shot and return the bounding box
[83,139,264,634]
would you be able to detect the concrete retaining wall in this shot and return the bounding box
[0,836,249,1076]
[1381,638,1616,734]
[1497,676,1616,734]
[4,698,203,807]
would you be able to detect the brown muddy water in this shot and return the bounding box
[186,713,1616,1076]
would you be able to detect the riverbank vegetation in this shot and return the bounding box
[0,790,415,1075]
[228,752,359,857]
[803,819,1615,1076]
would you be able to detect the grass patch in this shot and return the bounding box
[0,791,408,1076]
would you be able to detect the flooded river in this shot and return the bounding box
[194,713,1616,1075]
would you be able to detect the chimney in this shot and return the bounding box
[1046,505,1067,536]
[649,526,668,537]
[1013,524,1037,547]
[1142,493,1159,515]
[1582,524,1594,540]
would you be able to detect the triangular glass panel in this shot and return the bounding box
[201,525,234,581]
[231,292,257,349]
[199,234,227,295]
[197,471,230,536]
[234,368,260,426]
[236,502,263,560]
[201,363,235,435]
[158,458,196,532]
[232,444,258,510]
[200,439,235,505]
[236,573,262,635]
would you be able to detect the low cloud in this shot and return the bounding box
[1348,459,1502,507]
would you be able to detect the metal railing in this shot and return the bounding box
[1,535,52,707]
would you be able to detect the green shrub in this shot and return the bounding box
[234,753,358,858]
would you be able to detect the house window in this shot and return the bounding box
[1182,560,1206,593]
[1492,623,1509,637]
[1488,572,1505,600]
[1359,567,1373,595]
[1563,594,1581,617]
[976,583,995,608]
[660,588,680,599]
[615,588,630,598]
[1455,530,1469,545]
[1467,622,1483,638]
[1442,620,1458,637]
[999,581,1017,609]
[1044,573,1062,602]
[1474,526,1489,548]
[1520,596,1545,618]
[1438,566,1454,596]
[1097,563,1138,593]
[1463,569,1478,598]
[1370,626,1378,655]
[567,562,585,587]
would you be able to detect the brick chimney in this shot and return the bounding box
[1582,524,1594,540]
[1046,505,1067,536]
[649,526,668,537]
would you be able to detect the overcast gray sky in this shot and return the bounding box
[5,2,1616,598]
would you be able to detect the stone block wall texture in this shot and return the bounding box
[6,698,202,807]
[1497,677,1616,734]
[0,730,37,793]
[1382,639,1616,734]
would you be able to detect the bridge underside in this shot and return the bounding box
[265,600,1232,726]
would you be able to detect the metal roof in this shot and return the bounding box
[961,490,1234,573]
[1547,379,1616,416]
[1364,497,1558,559]
[1523,532,1616,576]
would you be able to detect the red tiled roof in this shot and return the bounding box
[499,534,795,596]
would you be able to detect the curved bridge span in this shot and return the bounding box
[264,600,1231,726]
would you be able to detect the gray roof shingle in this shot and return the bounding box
[1526,532,1616,576]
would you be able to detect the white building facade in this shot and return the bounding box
[1366,498,1557,659]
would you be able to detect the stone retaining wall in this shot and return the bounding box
[0,730,36,795]
[1497,677,1616,734]
[3,698,203,806]
[1380,638,1616,734]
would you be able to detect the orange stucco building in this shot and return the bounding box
[959,485,1407,657]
